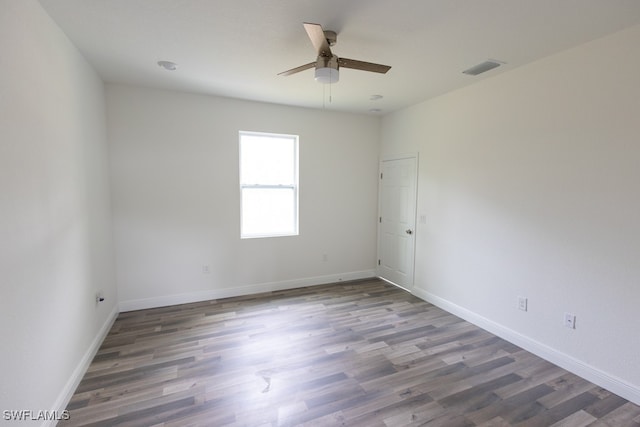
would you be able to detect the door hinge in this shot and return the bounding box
[379,217,382,223]
[378,259,381,266]
[380,172,383,179]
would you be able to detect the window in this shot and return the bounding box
[239,131,299,238]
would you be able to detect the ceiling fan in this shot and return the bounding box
[278,22,391,84]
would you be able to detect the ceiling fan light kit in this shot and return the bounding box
[314,55,339,83]
[315,67,339,84]
[279,22,391,84]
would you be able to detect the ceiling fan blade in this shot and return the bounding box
[338,57,391,74]
[303,22,332,57]
[278,61,316,76]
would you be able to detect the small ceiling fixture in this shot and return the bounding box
[157,60,177,71]
[462,59,504,76]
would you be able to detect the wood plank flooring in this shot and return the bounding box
[61,279,640,426]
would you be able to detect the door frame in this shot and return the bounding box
[376,152,419,292]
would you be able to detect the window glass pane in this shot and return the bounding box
[241,188,296,237]
[240,134,295,185]
[239,131,299,239]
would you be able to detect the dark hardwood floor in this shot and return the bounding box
[62,279,640,426]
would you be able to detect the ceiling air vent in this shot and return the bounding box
[462,60,503,76]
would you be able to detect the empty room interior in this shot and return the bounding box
[2,0,640,425]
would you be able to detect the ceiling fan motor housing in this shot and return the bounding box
[316,55,339,70]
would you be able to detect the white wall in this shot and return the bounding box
[0,0,117,423]
[107,85,380,310]
[381,24,640,404]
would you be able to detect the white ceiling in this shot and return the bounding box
[38,0,640,115]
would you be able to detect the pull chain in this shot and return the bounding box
[322,83,326,109]
[321,70,334,108]
[329,68,333,103]
[329,79,332,104]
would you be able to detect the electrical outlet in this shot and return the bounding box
[517,296,528,312]
[322,254,328,262]
[564,312,576,329]
[202,265,210,274]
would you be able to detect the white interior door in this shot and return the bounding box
[377,156,418,291]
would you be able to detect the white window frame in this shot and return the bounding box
[239,131,299,239]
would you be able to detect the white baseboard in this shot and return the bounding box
[119,270,377,312]
[45,304,119,427]
[410,286,640,406]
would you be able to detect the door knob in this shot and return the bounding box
[406,229,413,235]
